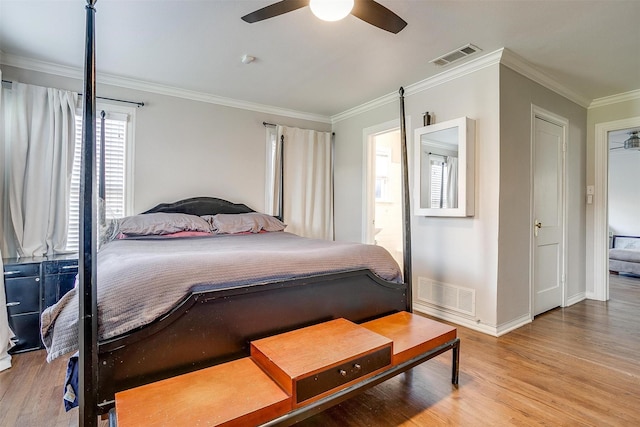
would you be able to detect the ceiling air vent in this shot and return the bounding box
[430,44,481,67]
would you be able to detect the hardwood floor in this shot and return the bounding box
[1,274,638,426]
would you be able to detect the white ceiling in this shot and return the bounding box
[1,0,639,118]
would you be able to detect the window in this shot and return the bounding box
[264,125,279,216]
[375,148,391,201]
[429,154,449,209]
[66,105,134,251]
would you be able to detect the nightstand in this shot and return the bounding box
[3,254,78,353]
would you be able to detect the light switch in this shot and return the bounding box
[586,185,595,195]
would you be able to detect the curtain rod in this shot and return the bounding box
[263,121,335,136]
[1,79,145,107]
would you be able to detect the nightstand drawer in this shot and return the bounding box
[5,277,40,315]
[43,260,79,275]
[3,263,40,278]
[42,259,78,308]
[8,312,42,353]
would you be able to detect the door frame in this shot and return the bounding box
[530,105,568,318]
[362,119,401,244]
[592,116,640,301]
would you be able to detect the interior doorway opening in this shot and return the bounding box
[363,122,403,271]
[607,125,640,278]
[593,116,640,300]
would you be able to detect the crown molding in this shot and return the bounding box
[3,48,608,124]
[332,48,597,123]
[0,52,331,124]
[331,49,504,124]
[499,49,591,108]
[589,89,640,109]
[405,48,503,98]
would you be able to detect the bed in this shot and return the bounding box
[75,2,412,422]
[41,197,408,414]
[609,235,640,276]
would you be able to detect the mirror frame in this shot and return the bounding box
[414,116,475,217]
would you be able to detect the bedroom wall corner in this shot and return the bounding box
[332,64,502,330]
[497,65,587,325]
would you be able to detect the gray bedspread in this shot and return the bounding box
[609,248,640,263]
[41,232,402,362]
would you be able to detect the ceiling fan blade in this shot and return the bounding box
[241,0,309,23]
[351,0,407,34]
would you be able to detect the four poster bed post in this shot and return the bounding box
[399,87,412,303]
[77,2,413,425]
[79,1,98,426]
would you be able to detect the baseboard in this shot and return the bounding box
[495,314,532,336]
[566,292,586,307]
[413,302,532,337]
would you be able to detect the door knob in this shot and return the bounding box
[534,220,542,237]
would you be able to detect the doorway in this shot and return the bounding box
[363,121,403,270]
[531,107,567,316]
[593,116,640,300]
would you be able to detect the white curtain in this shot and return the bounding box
[7,82,77,257]
[0,71,16,371]
[276,125,333,240]
[446,155,458,208]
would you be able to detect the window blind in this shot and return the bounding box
[67,111,128,251]
[429,156,449,209]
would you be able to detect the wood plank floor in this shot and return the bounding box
[1,274,638,426]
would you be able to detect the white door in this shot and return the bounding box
[532,115,565,316]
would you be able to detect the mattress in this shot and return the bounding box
[41,232,402,361]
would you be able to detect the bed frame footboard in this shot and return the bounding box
[95,269,407,413]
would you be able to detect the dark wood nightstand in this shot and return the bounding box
[3,254,78,353]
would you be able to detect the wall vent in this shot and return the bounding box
[430,44,482,67]
[417,277,476,317]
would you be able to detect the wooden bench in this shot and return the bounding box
[113,312,459,426]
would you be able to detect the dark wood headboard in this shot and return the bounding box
[142,197,255,216]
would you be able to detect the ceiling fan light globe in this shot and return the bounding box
[310,0,354,21]
[623,132,640,150]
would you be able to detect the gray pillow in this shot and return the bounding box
[204,213,286,234]
[118,212,211,235]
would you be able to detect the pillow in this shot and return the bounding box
[204,213,286,234]
[117,230,212,239]
[118,212,211,236]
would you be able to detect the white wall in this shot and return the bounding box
[333,64,502,330]
[608,149,640,236]
[0,65,331,219]
[498,66,587,326]
[334,61,588,334]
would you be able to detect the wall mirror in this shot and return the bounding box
[414,117,475,217]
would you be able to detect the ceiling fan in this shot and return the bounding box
[610,131,640,151]
[241,0,408,34]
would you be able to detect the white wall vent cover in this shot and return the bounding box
[417,277,476,317]
[430,44,482,67]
